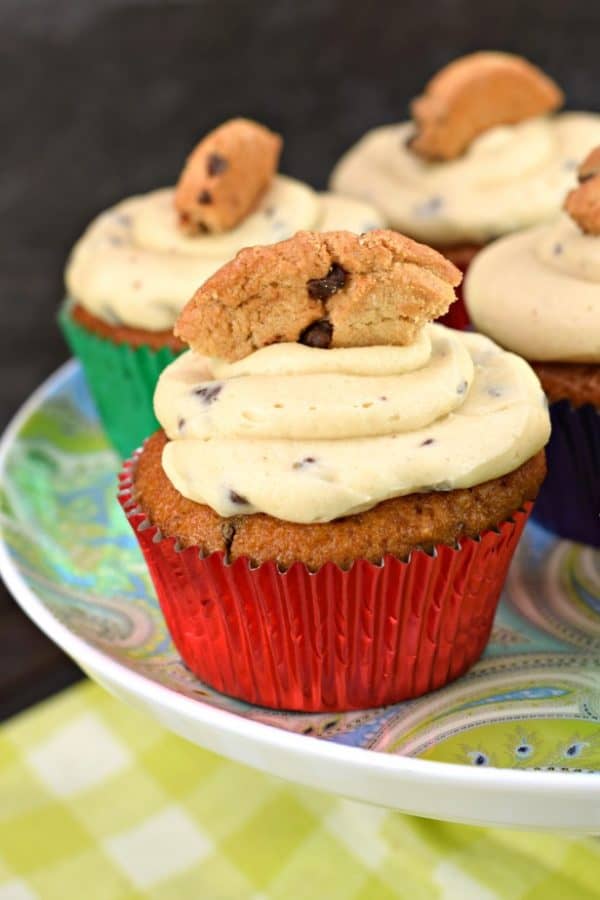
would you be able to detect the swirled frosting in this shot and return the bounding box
[465,215,600,363]
[154,324,549,523]
[330,113,600,245]
[65,175,383,331]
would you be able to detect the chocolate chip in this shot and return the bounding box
[198,189,212,204]
[194,383,223,404]
[101,305,122,326]
[307,263,347,299]
[578,171,598,184]
[487,386,503,398]
[456,379,468,395]
[415,195,443,218]
[264,206,275,218]
[179,212,190,226]
[379,396,388,402]
[553,242,563,256]
[299,320,333,348]
[229,489,249,506]
[293,456,317,470]
[420,438,435,446]
[429,480,452,491]
[207,153,228,176]
[177,417,186,433]
[115,213,132,226]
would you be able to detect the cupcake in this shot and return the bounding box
[61,118,384,457]
[465,147,600,547]
[120,229,550,712]
[330,51,600,330]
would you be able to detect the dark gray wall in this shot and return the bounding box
[2,0,600,416]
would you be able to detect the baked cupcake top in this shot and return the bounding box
[330,52,600,246]
[153,229,550,524]
[465,146,600,364]
[65,119,383,332]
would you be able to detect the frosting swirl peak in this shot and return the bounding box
[330,113,600,245]
[465,215,600,363]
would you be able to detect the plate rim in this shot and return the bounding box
[1,358,600,800]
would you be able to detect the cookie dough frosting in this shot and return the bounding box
[65,177,383,332]
[331,113,600,246]
[465,215,600,363]
[154,324,550,523]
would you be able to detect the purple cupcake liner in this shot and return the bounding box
[532,399,600,547]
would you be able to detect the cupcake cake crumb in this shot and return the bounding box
[133,429,546,570]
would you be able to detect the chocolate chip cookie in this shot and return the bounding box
[175,229,462,361]
[175,118,282,233]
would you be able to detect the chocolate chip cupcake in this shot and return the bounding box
[120,229,550,712]
[61,118,384,457]
[465,147,600,547]
[331,52,600,329]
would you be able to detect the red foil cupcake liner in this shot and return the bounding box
[437,261,472,331]
[439,280,471,331]
[119,457,531,712]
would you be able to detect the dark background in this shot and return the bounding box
[2,0,599,718]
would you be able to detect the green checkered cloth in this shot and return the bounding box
[1,682,600,899]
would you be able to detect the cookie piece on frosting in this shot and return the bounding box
[175,118,282,234]
[410,52,564,161]
[175,229,462,361]
[564,146,600,235]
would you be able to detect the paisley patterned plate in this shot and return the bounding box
[2,360,600,831]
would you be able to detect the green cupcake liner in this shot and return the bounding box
[58,302,181,458]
